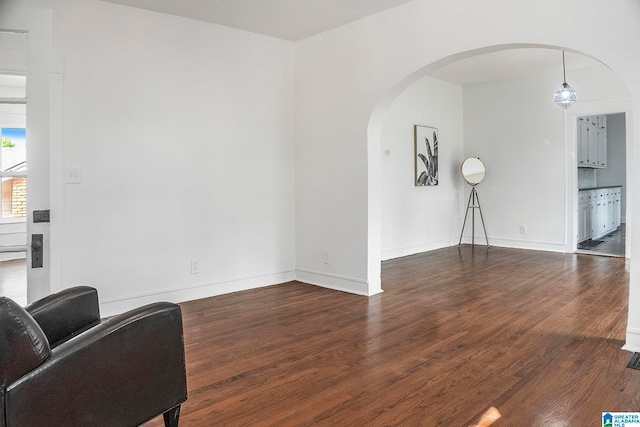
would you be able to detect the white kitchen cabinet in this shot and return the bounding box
[608,188,621,229]
[593,197,607,238]
[606,191,614,232]
[597,127,607,168]
[578,187,621,243]
[577,200,591,242]
[577,114,607,169]
[588,125,599,167]
[577,121,589,167]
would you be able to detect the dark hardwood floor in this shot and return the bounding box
[143,246,636,426]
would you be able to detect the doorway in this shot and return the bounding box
[0,6,53,304]
[575,113,627,258]
[0,32,28,304]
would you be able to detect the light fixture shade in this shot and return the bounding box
[554,82,577,109]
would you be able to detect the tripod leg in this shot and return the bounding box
[459,189,474,245]
[474,190,490,247]
[471,188,476,246]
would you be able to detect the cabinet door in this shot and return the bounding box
[585,202,592,240]
[598,201,607,236]
[577,121,589,166]
[591,201,607,238]
[606,198,614,233]
[588,125,599,167]
[590,203,597,237]
[578,203,590,242]
[577,203,584,241]
[598,128,607,168]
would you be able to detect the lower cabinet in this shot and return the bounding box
[577,202,591,242]
[592,197,607,238]
[578,187,621,243]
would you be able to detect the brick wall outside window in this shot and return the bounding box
[1,177,26,218]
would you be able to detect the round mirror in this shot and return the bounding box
[460,157,486,186]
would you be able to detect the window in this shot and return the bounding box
[0,32,28,221]
[0,126,26,221]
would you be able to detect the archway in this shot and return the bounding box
[367,43,632,300]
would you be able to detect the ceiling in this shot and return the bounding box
[100,1,604,86]
[99,0,413,41]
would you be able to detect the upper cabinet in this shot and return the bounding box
[578,115,607,168]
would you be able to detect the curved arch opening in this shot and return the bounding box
[367,43,632,294]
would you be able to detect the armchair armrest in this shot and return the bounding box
[5,302,187,427]
[25,286,100,348]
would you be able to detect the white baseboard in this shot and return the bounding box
[382,238,454,261]
[99,267,384,316]
[99,270,296,317]
[296,268,380,296]
[383,237,567,262]
[463,237,567,253]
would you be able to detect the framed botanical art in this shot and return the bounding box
[414,125,438,186]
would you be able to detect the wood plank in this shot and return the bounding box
[142,246,638,426]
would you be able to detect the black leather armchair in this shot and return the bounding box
[0,286,187,427]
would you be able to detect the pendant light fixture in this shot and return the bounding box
[554,51,577,109]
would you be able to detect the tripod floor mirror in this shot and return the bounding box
[459,157,489,247]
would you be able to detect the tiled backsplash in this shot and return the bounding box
[578,168,597,189]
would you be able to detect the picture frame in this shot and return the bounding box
[414,125,438,186]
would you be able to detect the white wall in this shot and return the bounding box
[462,64,628,251]
[463,72,566,250]
[380,76,463,260]
[10,0,296,315]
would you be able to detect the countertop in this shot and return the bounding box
[578,185,623,191]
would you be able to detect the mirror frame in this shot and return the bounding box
[460,157,486,186]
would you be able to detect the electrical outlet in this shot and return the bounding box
[191,259,200,274]
[520,225,527,235]
[323,251,331,265]
[65,167,82,184]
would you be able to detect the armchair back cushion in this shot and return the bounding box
[26,286,100,348]
[0,297,50,388]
